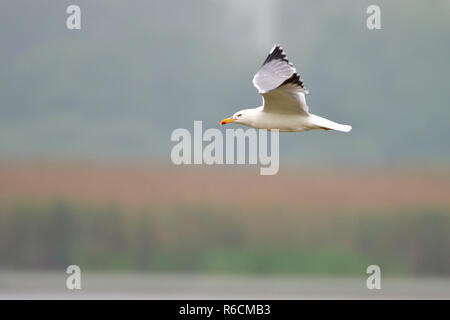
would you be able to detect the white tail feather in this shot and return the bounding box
[309,114,352,133]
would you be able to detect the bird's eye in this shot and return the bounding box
[237,114,242,117]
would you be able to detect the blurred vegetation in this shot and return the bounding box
[1,1,449,278]
[0,200,449,275]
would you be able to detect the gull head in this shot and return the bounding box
[220,108,257,126]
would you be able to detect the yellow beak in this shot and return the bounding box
[220,117,235,125]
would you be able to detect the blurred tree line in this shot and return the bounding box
[0,200,449,275]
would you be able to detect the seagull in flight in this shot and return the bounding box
[221,45,352,133]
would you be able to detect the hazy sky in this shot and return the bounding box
[1,1,449,167]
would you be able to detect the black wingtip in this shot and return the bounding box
[280,72,307,91]
[262,44,291,66]
[259,45,308,92]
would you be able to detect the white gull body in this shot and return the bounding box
[221,45,352,133]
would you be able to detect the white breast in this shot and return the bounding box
[249,108,315,132]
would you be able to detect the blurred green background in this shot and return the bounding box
[1,201,449,275]
[0,0,449,281]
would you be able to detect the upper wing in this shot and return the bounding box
[252,45,309,115]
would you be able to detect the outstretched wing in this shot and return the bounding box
[252,45,309,115]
